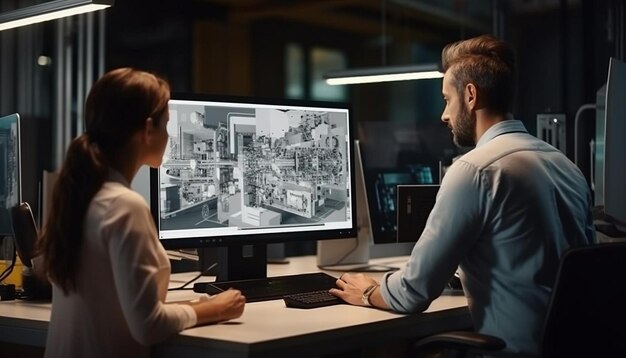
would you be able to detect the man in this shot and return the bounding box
[330,35,595,356]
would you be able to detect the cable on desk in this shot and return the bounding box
[168,262,218,291]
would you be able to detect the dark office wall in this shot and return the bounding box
[510,7,572,154]
[249,19,362,97]
[105,0,200,93]
[509,0,620,181]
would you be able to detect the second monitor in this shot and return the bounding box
[359,121,457,245]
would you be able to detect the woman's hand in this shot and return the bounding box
[194,289,246,325]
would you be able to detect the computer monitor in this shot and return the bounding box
[0,113,21,237]
[603,57,626,229]
[358,120,456,244]
[151,94,357,280]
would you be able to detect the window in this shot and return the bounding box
[285,43,347,102]
[310,47,347,102]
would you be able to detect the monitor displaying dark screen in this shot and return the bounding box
[0,113,21,236]
[358,121,456,243]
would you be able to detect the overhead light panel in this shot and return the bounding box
[325,64,443,85]
[323,0,444,86]
[0,0,113,32]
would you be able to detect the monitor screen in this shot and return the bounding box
[604,57,626,226]
[152,95,356,251]
[0,113,21,236]
[359,120,456,243]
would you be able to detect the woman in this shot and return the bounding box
[38,68,245,357]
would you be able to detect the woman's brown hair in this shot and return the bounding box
[38,68,170,294]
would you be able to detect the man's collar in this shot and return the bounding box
[476,117,528,148]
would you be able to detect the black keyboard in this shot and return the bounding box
[283,290,344,309]
[193,272,339,302]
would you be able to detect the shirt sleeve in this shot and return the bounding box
[102,192,197,345]
[380,160,486,313]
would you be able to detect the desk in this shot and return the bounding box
[0,256,471,357]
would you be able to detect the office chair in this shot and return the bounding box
[411,330,504,358]
[10,202,52,300]
[540,242,626,357]
[412,242,626,357]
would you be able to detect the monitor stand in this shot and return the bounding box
[267,243,290,264]
[316,236,369,267]
[199,244,286,280]
[317,237,401,273]
[21,266,52,300]
[216,244,267,281]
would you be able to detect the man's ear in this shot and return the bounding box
[465,83,478,111]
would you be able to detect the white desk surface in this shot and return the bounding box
[0,255,471,357]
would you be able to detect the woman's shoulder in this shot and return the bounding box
[85,182,155,246]
[100,181,150,212]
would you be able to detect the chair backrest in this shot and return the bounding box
[10,202,52,300]
[10,202,38,268]
[541,242,626,357]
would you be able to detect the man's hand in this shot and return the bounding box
[329,273,378,306]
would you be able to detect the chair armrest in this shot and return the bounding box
[414,330,506,352]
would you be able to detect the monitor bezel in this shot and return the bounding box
[603,57,626,227]
[150,93,357,249]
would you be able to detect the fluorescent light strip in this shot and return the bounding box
[326,70,443,85]
[0,4,110,31]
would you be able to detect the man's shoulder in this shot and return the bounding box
[461,133,558,169]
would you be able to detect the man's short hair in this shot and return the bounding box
[441,34,516,115]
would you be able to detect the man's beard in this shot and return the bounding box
[452,103,476,147]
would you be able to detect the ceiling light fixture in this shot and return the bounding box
[325,64,443,85]
[0,0,113,32]
[324,0,443,86]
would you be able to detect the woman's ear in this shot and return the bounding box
[144,117,156,141]
[139,117,160,152]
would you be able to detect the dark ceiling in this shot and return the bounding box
[196,0,492,44]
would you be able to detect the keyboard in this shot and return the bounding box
[283,290,344,309]
[193,272,339,302]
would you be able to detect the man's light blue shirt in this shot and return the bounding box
[380,119,595,356]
